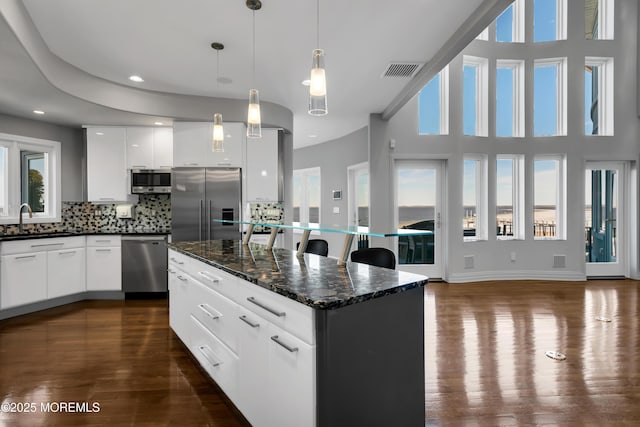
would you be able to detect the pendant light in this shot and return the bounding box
[246,0,262,138]
[308,0,327,115]
[211,42,225,152]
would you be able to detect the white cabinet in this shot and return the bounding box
[153,127,174,169]
[0,236,86,309]
[126,127,173,169]
[246,128,280,201]
[86,236,121,291]
[173,122,244,167]
[173,122,210,166]
[266,323,315,427]
[48,247,86,299]
[86,127,128,202]
[0,252,47,309]
[168,263,191,345]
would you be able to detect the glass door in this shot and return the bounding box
[585,162,625,277]
[394,160,444,279]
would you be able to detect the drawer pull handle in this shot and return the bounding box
[30,243,65,248]
[247,297,286,318]
[170,257,184,265]
[95,239,112,243]
[15,255,37,260]
[95,249,112,252]
[199,304,221,320]
[239,315,260,328]
[198,271,220,283]
[198,346,221,367]
[58,250,77,255]
[167,269,176,274]
[177,275,188,282]
[271,335,298,353]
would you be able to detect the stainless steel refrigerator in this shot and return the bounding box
[171,167,242,242]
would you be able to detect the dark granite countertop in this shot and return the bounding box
[168,240,428,310]
[0,230,170,241]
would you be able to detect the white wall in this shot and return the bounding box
[370,0,640,281]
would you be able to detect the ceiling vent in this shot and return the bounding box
[381,62,423,78]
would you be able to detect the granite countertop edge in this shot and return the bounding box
[0,231,171,241]
[169,243,428,310]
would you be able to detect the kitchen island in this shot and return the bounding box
[168,239,428,427]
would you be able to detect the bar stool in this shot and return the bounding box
[296,239,329,256]
[350,247,396,269]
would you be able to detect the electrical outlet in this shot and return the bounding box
[510,252,516,262]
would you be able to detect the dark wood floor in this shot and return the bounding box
[0,280,638,426]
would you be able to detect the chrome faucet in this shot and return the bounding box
[19,203,32,233]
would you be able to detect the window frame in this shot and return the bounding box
[496,59,525,138]
[0,133,61,224]
[533,0,567,42]
[495,0,525,43]
[496,154,525,240]
[347,162,369,233]
[463,154,488,242]
[418,66,449,136]
[533,155,566,240]
[585,56,614,136]
[463,56,489,137]
[534,57,568,137]
[292,166,321,231]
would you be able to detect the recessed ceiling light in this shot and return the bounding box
[154,121,163,126]
[308,134,317,138]
[33,110,45,115]
[301,79,311,86]
[129,75,144,83]
[95,132,104,136]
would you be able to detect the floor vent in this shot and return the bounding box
[381,62,423,78]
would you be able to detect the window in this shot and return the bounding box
[348,163,369,231]
[292,167,321,227]
[0,133,61,224]
[463,155,487,241]
[534,156,565,240]
[496,155,524,240]
[496,0,524,42]
[496,60,525,137]
[534,58,567,136]
[463,56,488,137]
[585,0,614,40]
[585,57,614,136]
[418,66,449,135]
[534,0,567,42]
[476,27,489,41]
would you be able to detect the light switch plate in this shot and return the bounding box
[333,206,340,214]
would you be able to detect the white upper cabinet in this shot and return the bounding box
[153,127,174,169]
[126,127,173,169]
[173,122,244,167]
[87,127,128,202]
[246,129,280,201]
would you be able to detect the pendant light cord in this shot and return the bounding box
[252,8,256,86]
[316,0,320,47]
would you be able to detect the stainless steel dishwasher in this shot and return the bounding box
[122,235,168,294]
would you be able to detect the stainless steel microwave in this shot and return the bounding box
[131,169,171,194]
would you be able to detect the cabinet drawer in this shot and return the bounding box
[187,263,243,303]
[237,280,315,345]
[168,249,192,270]
[191,315,239,398]
[191,280,239,353]
[86,235,121,247]
[1,236,85,255]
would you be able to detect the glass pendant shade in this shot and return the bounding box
[308,49,327,115]
[247,88,262,138]
[212,113,224,152]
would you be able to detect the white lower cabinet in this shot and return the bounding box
[48,248,86,299]
[0,251,47,309]
[168,249,316,426]
[86,236,121,291]
[168,266,190,345]
[266,322,315,427]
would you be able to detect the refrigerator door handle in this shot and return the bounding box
[199,199,203,241]
[209,200,213,240]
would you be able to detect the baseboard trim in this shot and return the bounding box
[0,291,125,320]
[447,270,586,283]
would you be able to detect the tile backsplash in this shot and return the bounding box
[1,194,171,235]
[249,202,284,233]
